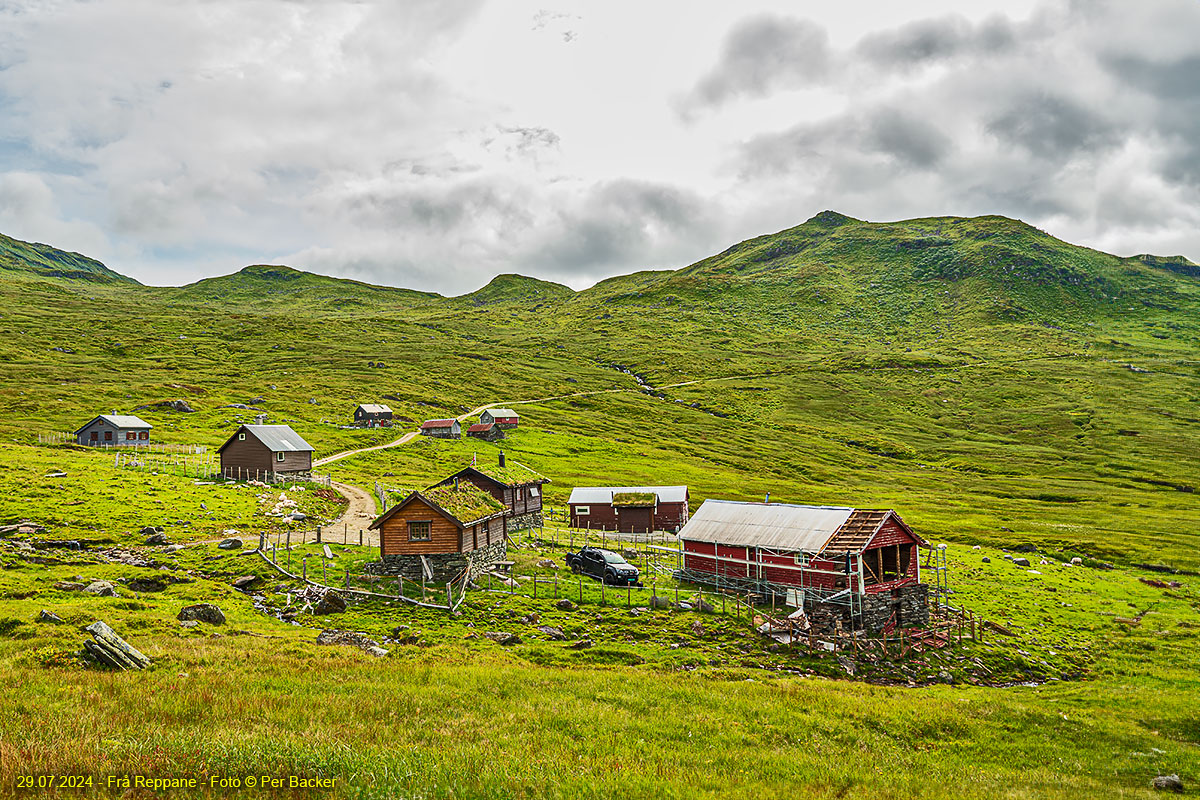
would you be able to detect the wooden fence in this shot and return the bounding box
[39,431,206,454]
[113,450,216,479]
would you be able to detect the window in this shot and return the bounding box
[104,431,112,441]
[793,553,809,567]
[529,486,539,497]
[90,431,98,441]
[276,451,285,462]
[575,505,590,516]
[238,433,246,441]
[139,431,148,440]
[408,521,432,542]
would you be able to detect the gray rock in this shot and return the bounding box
[837,655,857,676]
[565,638,593,649]
[555,599,576,611]
[83,581,117,596]
[313,590,346,615]
[1152,774,1183,793]
[248,397,265,405]
[536,559,559,569]
[937,670,956,684]
[366,646,389,658]
[144,532,169,545]
[650,595,671,610]
[177,603,226,625]
[484,631,520,646]
[1012,557,1031,567]
[127,577,168,593]
[83,621,151,670]
[54,581,85,592]
[537,625,568,641]
[179,620,199,628]
[38,609,64,624]
[217,538,242,550]
[981,556,991,563]
[231,575,258,589]
[695,599,715,614]
[1071,557,1083,565]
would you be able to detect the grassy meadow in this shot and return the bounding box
[0,212,1198,797]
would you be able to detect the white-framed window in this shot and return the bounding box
[238,432,246,441]
[276,451,285,462]
[529,486,539,497]
[793,553,809,567]
[575,505,590,516]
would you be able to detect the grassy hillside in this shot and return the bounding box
[0,213,1197,797]
[0,231,137,285]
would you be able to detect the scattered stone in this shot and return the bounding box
[937,670,956,684]
[217,538,242,550]
[837,655,857,676]
[288,513,308,522]
[231,575,258,589]
[313,590,346,615]
[38,609,64,624]
[484,631,520,646]
[536,559,559,569]
[650,595,671,610]
[1152,775,1183,793]
[32,539,81,550]
[366,646,389,658]
[177,603,225,625]
[695,599,715,614]
[45,471,67,478]
[82,621,151,670]
[555,599,576,611]
[222,403,250,410]
[127,577,168,593]
[315,629,383,654]
[565,638,593,649]
[144,532,169,545]
[537,625,568,641]
[690,620,705,637]
[54,581,85,592]
[1012,557,1031,567]
[179,620,199,628]
[248,397,265,405]
[135,399,195,413]
[971,545,981,550]
[518,613,540,625]
[83,581,117,596]
[981,557,991,563]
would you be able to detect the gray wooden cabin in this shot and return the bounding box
[354,403,393,428]
[74,414,152,447]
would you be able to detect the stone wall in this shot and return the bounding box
[507,511,543,532]
[364,540,507,582]
[804,583,929,635]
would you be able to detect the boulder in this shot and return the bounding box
[127,577,168,593]
[695,599,716,614]
[484,631,520,646]
[177,603,226,625]
[555,599,576,611]
[650,595,671,610]
[1152,775,1183,793]
[83,581,117,596]
[231,575,258,589]
[313,590,346,615]
[1012,557,1031,567]
[565,638,593,650]
[144,532,169,545]
[217,538,242,550]
[537,625,568,641]
[38,609,64,624]
[981,557,991,563]
[365,646,389,658]
[82,621,151,670]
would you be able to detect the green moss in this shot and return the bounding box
[420,484,505,525]
[612,491,657,506]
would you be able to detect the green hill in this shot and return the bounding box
[0,231,137,284]
[454,273,576,306]
[162,264,439,311]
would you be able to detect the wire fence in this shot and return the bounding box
[38,431,207,453]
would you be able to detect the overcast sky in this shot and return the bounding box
[1,0,1198,293]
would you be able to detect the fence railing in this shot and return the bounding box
[39,431,206,453]
[113,450,216,479]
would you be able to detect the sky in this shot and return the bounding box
[0,0,1198,293]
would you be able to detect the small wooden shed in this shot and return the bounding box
[466,422,504,441]
[420,419,461,439]
[480,408,519,429]
[217,424,314,479]
[368,483,509,582]
[354,404,393,428]
[74,414,152,447]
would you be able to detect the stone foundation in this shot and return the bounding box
[364,540,507,582]
[805,583,930,635]
[507,511,543,532]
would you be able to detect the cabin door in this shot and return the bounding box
[618,507,653,533]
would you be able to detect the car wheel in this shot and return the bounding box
[570,563,580,574]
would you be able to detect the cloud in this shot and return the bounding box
[681,15,831,112]
[852,14,1017,70]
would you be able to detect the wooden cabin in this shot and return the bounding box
[568,486,690,533]
[480,408,519,429]
[420,419,461,439]
[430,452,548,528]
[367,483,509,581]
[74,414,152,447]
[354,404,393,428]
[217,424,314,479]
[466,422,504,441]
[678,500,930,632]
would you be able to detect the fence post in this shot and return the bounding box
[398,576,404,599]
[303,556,307,581]
[445,582,452,610]
[345,569,350,591]
[578,577,583,604]
[272,543,277,564]
[322,560,327,586]
[359,530,363,547]
[316,526,322,543]
[533,576,537,600]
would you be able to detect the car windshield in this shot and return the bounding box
[600,551,627,564]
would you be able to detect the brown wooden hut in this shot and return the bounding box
[430,452,549,530]
[466,422,504,441]
[217,424,314,479]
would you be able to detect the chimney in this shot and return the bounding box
[454,476,459,491]
[499,451,506,468]
[254,413,266,425]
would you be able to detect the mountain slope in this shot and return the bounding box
[0,231,137,285]
[162,264,439,310]
[454,273,575,306]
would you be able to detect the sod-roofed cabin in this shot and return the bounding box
[430,452,548,530]
[367,483,509,581]
[466,422,504,441]
[420,418,461,439]
[74,414,152,447]
[479,408,519,429]
[218,424,314,478]
[354,404,393,428]
[568,486,690,533]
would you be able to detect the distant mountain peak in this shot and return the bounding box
[805,210,859,228]
[457,273,575,306]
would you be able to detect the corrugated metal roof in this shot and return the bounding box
[568,486,689,504]
[356,404,392,414]
[241,424,314,452]
[99,415,152,429]
[679,500,853,552]
[466,422,494,432]
[486,408,519,418]
[421,418,457,429]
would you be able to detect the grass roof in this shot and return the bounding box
[470,460,548,487]
[422,484,505,525]
[612,491,657,507]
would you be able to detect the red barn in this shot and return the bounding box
[679,500,931,632]
[568,486,689,533]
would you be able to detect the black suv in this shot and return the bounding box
[565,546,640,586]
